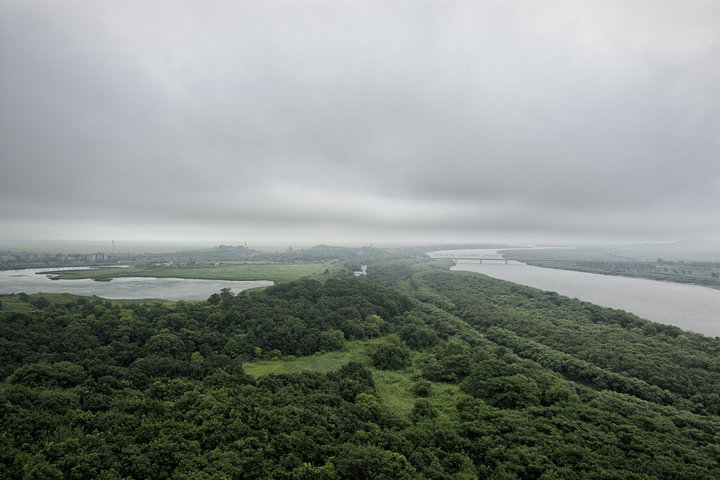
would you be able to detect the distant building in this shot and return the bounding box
[353,265,368,277]
[87,252,107,261]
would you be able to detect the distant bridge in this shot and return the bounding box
[430,253,511,264]
[429,253,580,264]
[430,254,644,265]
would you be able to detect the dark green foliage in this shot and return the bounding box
[411,399,437,422]
[370,339,411,370]
[413,380,431,397]
[418,337,474,383]
[418,270,720,414]
[398,321,439,350]
[29,296,50,309]
[2,266,720,479]
[318,329,345,352]
[9,361,86,388]
[332,443,417,479]
[463,372,541,408]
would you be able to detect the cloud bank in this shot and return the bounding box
[2,0,719,244]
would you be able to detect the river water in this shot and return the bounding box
[0,267,273,301]
[428,249,720,337]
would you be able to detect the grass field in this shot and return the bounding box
[44,262,332,283]
[243,341,371,376]
[0,292,79,312]
[0,293,172,312]
[244,339,462,421]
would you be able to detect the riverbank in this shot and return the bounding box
[449,258,720,337]
[504,258,720,289]
[501,245,720,289]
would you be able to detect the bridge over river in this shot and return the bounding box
[429,252,580,265]
[430,253,512,264]
[432,254,659,267]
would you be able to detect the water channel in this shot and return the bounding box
[428,249,720,337]
[0,267,273,301]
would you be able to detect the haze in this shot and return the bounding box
[1,1,719,245]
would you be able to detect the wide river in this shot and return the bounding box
[0,267,273,301]
[429,249,720,337]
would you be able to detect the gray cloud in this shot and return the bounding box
[1,0,719,244]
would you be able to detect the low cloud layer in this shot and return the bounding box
[2,1,719,244]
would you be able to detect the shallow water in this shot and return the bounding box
[0,267,273,301]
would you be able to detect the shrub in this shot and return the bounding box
[370,340,411,370]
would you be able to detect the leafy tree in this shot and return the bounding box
[29,296,50,309]
[399,323,438,350]
[318,329,345,352]
[370,339,411,370]
[414,380,432,397]
[331,444,417,479]
[411,399,437,422]
[144,332,185,357]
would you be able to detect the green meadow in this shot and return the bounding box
[244,339,462,421]
[44,262,332,283]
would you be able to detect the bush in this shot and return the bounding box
[370,340,411,371]
[411,399,437,421]
[399,323,438,350]
[414,380,432,397]
[30,296,50,309]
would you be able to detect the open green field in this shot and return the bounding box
[0,292,80,312]
[244,340,372,376]
[44,262,332,283]
[244,339,461,421]
[0,293,172,312]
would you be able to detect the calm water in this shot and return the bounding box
[0,267,273,301]
[429,249,720,337]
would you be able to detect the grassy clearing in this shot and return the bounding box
[244,339,462,421]
[372,368,417,417]
[45,263,331,283]
[0,293,172,312]
[243,340,372,377]
[0,293,79,312]
[372,356,463,421]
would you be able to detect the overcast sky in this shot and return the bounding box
[1,0,719,246]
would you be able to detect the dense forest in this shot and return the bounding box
[1,258,720,479]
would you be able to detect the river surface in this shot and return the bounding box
[428,249,720,337]
[0,267,273,301]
